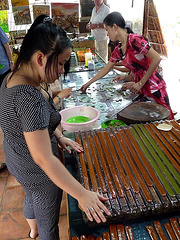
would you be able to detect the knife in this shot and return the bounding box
[106,94,143,119]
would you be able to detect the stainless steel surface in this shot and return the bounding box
[106,94,142,119]
[106,100,134,119]
[62,55,138,125]
[62,74,138,125]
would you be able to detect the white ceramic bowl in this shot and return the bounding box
[60,105,100,132]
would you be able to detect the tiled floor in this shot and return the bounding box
[0,129,69,240]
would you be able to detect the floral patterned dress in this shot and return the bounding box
[109,34,174,119]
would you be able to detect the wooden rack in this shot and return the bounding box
[143,0,168,57]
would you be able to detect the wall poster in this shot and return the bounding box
[12,6,31,25]
[0,0,9,10]
[51,3,79,32]
[0,10,8,33]
[9,30,26,39]
[11,0,29,7]
[33,5,50,20]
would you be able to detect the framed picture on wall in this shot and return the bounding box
[0,0,9,10]
[51,3,79,33]
[33,5,50,20]
[12,5,31,25]
[11,0,29,7]
[0,10,8,32]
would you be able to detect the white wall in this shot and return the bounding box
[107,0,144,34]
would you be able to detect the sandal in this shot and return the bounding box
[28,230,39,239]
[0,163,7,172]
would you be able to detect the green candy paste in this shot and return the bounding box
[130,124,180,197]
[66,116,90,123]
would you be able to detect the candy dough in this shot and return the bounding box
[157,123,172,131]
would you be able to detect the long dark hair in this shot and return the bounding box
[103,11,134,34]
[11,14,72,81]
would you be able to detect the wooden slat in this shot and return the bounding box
[143,0,168,57]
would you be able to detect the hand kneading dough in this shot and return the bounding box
[157,123,172,131]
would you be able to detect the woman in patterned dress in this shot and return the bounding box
[81,11,174,119]
[0,15,110,240]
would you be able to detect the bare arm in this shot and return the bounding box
[138,47,161,86]
[113,71,134,83]
[113,65,130,73]
[3,42,13,71]
[81,61,115,92]
[122,48,161,93]
[54,125,82,154]
[53,88,72,106]
[24,129,110,223]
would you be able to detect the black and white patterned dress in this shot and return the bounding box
[0,74,62,240]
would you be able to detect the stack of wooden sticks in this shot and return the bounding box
[74,120,180,225]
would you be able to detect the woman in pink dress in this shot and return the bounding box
[81,11,174,119]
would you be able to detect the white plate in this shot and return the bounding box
[156,123,172,131]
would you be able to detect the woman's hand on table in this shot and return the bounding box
[80,82,90,93]
[78,189,111,223]
[58,136,83,154]
[57,87,72,99]
[122,81,142,93]
[129,82,143,93]
[112,75,126,82]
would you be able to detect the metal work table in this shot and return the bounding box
[62,58,137,127]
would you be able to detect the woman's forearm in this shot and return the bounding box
[139,48,161,86]
[88,61,115,85]
[54,125,63,139]
[24,129,84,200]
[41,154,86,200]
[113,66,130,72]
